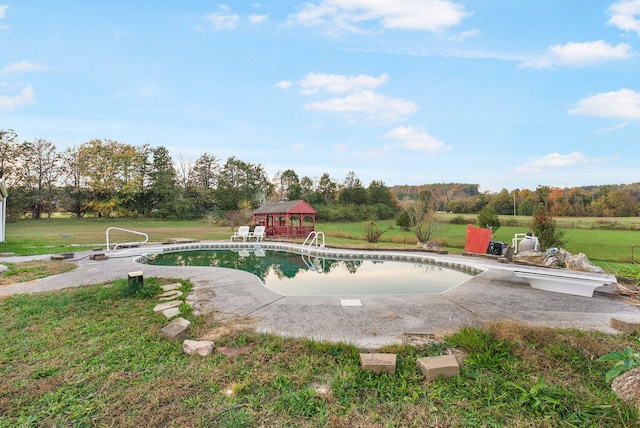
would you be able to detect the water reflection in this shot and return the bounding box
[146,249,472,296]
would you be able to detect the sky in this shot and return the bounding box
[1,1,639,193]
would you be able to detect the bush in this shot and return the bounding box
[396,210,411,231]
[449,215,473,225]
[363,221,385,243]
[531,204,566,250]
[477,206,500,231]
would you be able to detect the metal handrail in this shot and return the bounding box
[302,231,325,252]
[106,227,149,251]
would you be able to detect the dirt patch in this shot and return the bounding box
[0,260,77,286]
[199,316,258,342]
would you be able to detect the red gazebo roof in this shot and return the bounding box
[252,200,316,215]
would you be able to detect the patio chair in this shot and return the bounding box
[249,225,266,242]
[230,226,250,241]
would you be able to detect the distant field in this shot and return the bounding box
[2,216,640,271]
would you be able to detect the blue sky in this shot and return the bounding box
[1,1,639,192]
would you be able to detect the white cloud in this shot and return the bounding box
[275,80,293,89]
[299,72,388,95]
[206,11,240,31]
[608,0,640,35]
[289,142,305,151]
[305,90,417,122]
[248,14,268,24]
[522,41,632,68]
[447,29,480,42]
[514,152,597,173]
[289,0,470,33]
[0,5,7,19]
[0,60,45,75]
[569,88,640,120]
[385,126,451,154]
[0,85,35,111]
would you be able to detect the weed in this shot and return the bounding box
[597,348,640,381]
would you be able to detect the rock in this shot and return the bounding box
[183,340,215,356]
[562,251,605,274]
[161,282,182,292]
[0,264,8,273]
[516,248,605,274]
[153,300,182,312]
[160,317,191,341]
[611,317,640,333]
[612,367,640,411]
[162,307,180,319]
[157,290,183,301]
[514,250,546,265]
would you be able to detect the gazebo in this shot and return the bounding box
[0,179,7,243]
[252,200,316,238]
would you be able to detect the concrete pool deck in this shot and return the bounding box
[2,242,640,348]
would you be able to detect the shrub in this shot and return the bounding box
[449,215,472,225]
[477,205,500,231]
[362,221,385,243]
[396,210,411,231]
[531,204,566,250]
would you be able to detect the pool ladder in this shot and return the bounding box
[301,231,325,273]
[302,231,325,253]
[106,227,149,251]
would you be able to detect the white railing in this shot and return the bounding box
[302,231,325,252]
[106,227,149,251]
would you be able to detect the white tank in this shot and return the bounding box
[518,235,540,252]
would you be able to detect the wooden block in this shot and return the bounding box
[417,355,459,381]
[360,353,397,374]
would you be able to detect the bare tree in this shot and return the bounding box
[405,189,444,243]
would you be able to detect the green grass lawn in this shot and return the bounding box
[2,216,640,272]
[0,280,638,427]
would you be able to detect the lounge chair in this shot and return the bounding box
[230,226,250,241]
[249,225,266,242]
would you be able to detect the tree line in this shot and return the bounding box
[396,183,640,218]
[1,128,638,221]
[0,129,397,221]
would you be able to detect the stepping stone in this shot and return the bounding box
[157,290,183,301]
[161,317,191,341]
[183,340,214,356]
[360,353,397,374]
[417,354,459,381]
[162,307,180,319]
[611,317,640,333]
[153,300,182,312]
[161,283,182,292]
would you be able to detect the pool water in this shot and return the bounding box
[144,249,473,296]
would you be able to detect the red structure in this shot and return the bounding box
[252,200,316,238]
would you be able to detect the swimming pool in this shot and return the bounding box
[143,248,475,296]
